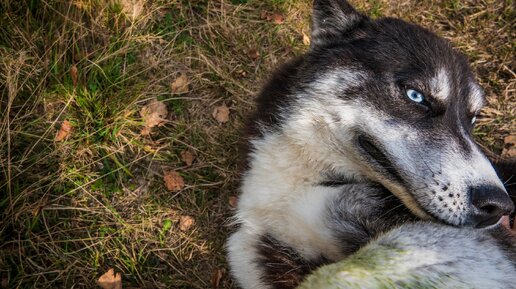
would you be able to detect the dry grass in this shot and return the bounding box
[0,0,513,288]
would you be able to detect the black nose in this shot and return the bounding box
[469,185,514,228]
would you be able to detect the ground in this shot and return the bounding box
[0,0,514,288]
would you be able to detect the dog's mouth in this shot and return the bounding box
[356,134,434,220]
[356,135,405,185]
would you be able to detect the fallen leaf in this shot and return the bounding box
[228,196,238,208]
[212,105,230,123]
[247,48,260,60]
[97,268,122,289]
[270,12,284,24]
[502,135,516,158]
[55,120,72,141]
[302,32,310,46]
[70,65,78,87]
[179,215,195,231]
[180,150,195,167]
[170,73,190,94]
[211,268,223,289]
[140,98,168,135]
[163,171,185,192]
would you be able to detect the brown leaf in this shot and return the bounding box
[228,196,238,208]
[140,98,168,135]
[97,268,122,289]
[270,12,284,24]
[502,135,516,158]
[163,171,185,192]
[179,215,195,231]
[55,120,72,141]
[211,268,223,289]
[170,73,190,94]
[70,65,78,87]
[247,48,260,60]
[180,150,195,167]
[302,32,310,46]
[212,105,230,123]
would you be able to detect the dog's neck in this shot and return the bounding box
[236,123,367,259]
[239,109,369,208]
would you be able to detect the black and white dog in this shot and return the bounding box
[227,0,516,288]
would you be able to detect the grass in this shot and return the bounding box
[0,0,514,288]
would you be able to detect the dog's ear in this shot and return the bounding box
[311,0,367,48]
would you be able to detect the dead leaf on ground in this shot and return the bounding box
[228,196,238,208]
[180,150,195,167]
[55,120,72,141]
[260,11,284,24]
[247,48,260,60]
[163,170,185,192]
[97,268,122,289]
[212,105,230,123]
[140,98,168,135]
[270,12,284,24]
[211,268,223,289]
[502,135,516,158]
[70,65,78,87]
[170,73,190,94]
[179,215,195,231]
[302,32,310,46]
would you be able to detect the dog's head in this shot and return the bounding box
[293,0,513,227]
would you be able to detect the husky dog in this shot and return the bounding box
[227,0,516,288]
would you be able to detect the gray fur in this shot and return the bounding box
[300,222,516,289]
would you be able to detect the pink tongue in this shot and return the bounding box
[500,216,516,236]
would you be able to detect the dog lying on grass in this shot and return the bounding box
[227,0,516,288]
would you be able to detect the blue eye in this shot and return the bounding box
[406,89,425,103]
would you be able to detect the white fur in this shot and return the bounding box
[227,229,269,289]
[468,82,485,113]
[430,68,451,101]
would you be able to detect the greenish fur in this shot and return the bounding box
[299,243,464,289]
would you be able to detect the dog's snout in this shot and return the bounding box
[468,185,514,228]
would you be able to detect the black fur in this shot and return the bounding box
[311,0,367,47]
[255,235,329,289]
[245,57,305,140]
